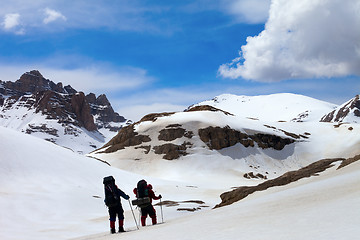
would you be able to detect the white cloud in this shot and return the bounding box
[0,1,162,34]
[43,8,66,24]
[0,61,154,95]
[222,0,271,24]
[3,13,20,29]
[116,103,187,122]
[219,0,360,81]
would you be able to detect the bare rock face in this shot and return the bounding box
[214,156,358,208]
[71,93,97,131]
[158,125,193,141]
[153,142,190,160]
[86,93,126,131]
[199,126,294,151]
[4,70,68,94]
[101,124,151,153]
[0,70,127,135]
[321,95,360,122]
[185,105,233,116]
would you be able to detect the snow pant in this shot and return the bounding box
[108,204,124,230]
[140,204,157,226]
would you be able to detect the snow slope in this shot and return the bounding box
[0,126,223,240]
[1,122,360,240]
[0,98,122,154]
[192,93,337,122]
[74,159,360,240]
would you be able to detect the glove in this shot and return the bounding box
[159,194,162,199]
[125,195,130,200]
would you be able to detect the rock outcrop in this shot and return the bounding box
[214,155,360,208]
[0,70,127,153]
[198,126,295,150]
[321,95,360,122]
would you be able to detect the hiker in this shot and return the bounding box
[133,179,162,226]
[103,176,130,234]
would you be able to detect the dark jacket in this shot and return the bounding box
[104,184,129,207]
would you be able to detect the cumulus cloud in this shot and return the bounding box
[43,8,66,24]
[219,0,360,81]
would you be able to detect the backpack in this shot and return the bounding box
[132,179,151,208]
[103,176,119,207]
[136,179,149,198]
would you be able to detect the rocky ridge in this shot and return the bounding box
[0,70,128,154]
[321,95,360,123]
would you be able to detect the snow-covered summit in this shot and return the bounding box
[91,92,360,186]
[191,93,337,122]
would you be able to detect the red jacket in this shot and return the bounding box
[133,184,161,203]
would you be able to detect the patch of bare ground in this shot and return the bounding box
[154,200,207,212]
[158,127,193,141]
[199,126,295,151]
[337,154,360,169]
[153,142,192,160]
[243,172,267,180]
[97,124,151,153]
[214,156,360,208]
[185,105,233,116]
[177,208,201,212]
[154,200,209,212]
[139,112,176,122]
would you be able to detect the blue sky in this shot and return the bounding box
[0,0,359,121]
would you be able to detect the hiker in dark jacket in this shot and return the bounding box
[103,176,130,234]
[133,179,162,226]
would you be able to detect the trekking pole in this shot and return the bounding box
[128,199,139,230]
[160,197,164,223]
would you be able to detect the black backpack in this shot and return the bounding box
[132,179,151,208]
[103,176,119,207]
[136,179,149,198]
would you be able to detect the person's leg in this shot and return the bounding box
[117,205,125,232]
[148,205,157,225]
[140,207,148,226]
[108,207,116,234]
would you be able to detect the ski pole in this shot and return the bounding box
[128,199,139,229]
[160,197,164,223]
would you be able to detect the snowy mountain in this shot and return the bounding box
[0,70,129,154]
[321,94,360,123]
[1,123,359,240]
[90,93,360,186]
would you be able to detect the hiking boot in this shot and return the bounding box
[111,228,116,234]
[119,226,125,232]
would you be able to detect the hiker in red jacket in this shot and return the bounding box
[133,179,162,226]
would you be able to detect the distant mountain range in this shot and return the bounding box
[0,70,130,154]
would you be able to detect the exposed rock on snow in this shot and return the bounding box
[153,142,192,160]
[100,124,151,153]
[215,155,360,208]
[321,95,360,123]
[199,126,295,150]
[185,104,234,116]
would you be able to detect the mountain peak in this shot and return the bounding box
[321,95,360,123]
[0,70,128,154]
[26,70,44,78]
